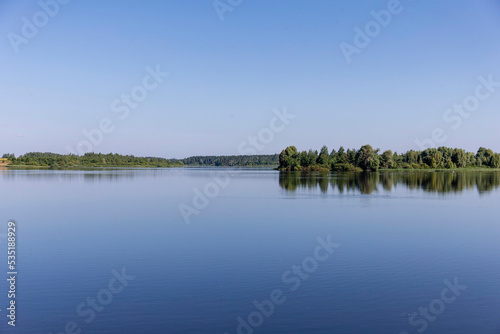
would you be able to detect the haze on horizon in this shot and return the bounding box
[1,0,500,159]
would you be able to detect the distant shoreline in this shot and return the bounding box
[3,147,500,172]
[1,152,279,169]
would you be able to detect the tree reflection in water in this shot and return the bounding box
[279,171,500,195]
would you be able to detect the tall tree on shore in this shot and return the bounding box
[380,150,394,169]
[452,149,467,168]
[476,147,493,167]
[355,145,380,171]
[334,146,347,164]
[279,146,299,169]
[317,145,330,166]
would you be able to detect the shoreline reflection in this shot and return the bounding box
[279,171,500,194]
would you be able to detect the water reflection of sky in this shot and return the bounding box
[0,168,499,333]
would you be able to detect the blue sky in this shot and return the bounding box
[1,0,500,158]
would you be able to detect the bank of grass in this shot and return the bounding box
[4,165,50,169]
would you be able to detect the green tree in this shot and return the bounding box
[317,145,330,166]
[346,148,356,164]
[476,147,493,167]
[334,146,347,164]
[380,150,394,169]
[406,150,418,164]
[278,146,299,170]
[355,145,380,171]
[422,148,443,168]
[452,149,467,168]
[490,153,500,168]
[329,148,336,160]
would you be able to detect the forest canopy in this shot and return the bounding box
[278,145,500,172]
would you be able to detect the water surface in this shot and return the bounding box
[0,168,499,333]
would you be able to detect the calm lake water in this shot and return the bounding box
[0,168,499,334]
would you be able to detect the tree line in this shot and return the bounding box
[178,154,279,167]
[3,152,183,168]
[4,147,498,170]
[278,145,500,171]
[2,152,280,168]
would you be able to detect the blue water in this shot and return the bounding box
[0,168,499,333]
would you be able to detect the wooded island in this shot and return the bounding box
[278,145,500,172]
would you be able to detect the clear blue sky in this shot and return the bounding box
[1,0,500,158]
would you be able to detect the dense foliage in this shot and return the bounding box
[278,145,500,172]
[180,154,278,166]
[4,152,183,168]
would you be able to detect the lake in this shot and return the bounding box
[0,168,499,334]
